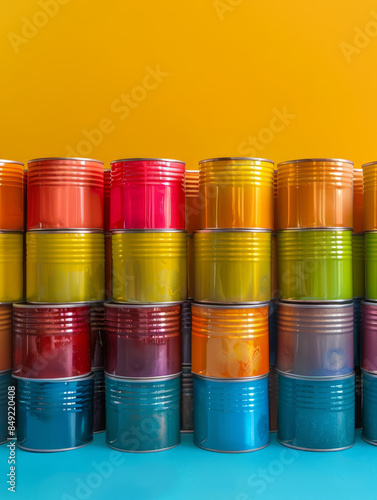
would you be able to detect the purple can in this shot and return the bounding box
[362,301,377,373]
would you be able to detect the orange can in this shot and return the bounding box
[278,158,353,229]
[273,167,278,232]
[0,304,12,372]
[0,160,24,231]
[199,157,274,229]
[185,170,200,233]
[362,161,377,231]
[191,303,269,378]
[353,169,363,234]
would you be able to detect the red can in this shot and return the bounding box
[104,168,111,233]
[27,157,104,230]
[13,303,91,379]
[0,304,12,372]
[105,302,181,378]
[90,303,105,369]
[110,158,185,230]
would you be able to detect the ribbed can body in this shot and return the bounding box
[277,159,353,229]
[193,375,269,452]
[93,368,106,433]
[361,301,377,372]
[194,230,271,303]
[90,303,105,369]
[0,161,24,231]
[354,298,362,366]
[353,169,363,234]
[271,234,278,299]
[16,374,94,452]
[181,300,192,364]
[188,234,194,299]
[278,229,353,301]
[352,234,364,298]
[105,233,112,300]
[361,370,377,445]
[269,367,278,432]
[355,367,362,430]
[0,305,13,372]
[105,374,180,452]
[0,370,12,444]
[27,158,104,230]
[269,300,278,366]
[199,158,274,229]
[13,304,91,379]
[26,231,105,303]
[112,231,187,303]
[364,232,377,300]
[277,372,355,451]
[110,159,185,230]
[185,170,200,234]
[363,162,377,231]
[277,302,354,377]
[105,303,181,378]
[181,364,193,432]
[0,232,23,302]
[192,304,269,378]
[104,168,111,233]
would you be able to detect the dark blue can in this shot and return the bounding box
[193,375,269,453]
[16,374,94,452]
[354,298,362,366]
[181,364,193,432]
[278,371,355,451]
[269,366,278,432]
[93,369,106,433]
[269,300,278,365]
[105,373,180,452]
[362,370,377,445]
[0,370,13,444]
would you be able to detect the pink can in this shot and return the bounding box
[110,158,185,230]
[362,301,377,373]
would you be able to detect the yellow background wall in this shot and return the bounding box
[1,0,377,169]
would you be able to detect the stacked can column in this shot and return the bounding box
[193,157,273,453]
[361,160,377,445]
[107,158,186,452]
[16,157,105,451]
[0,160,24,445]
[277,158,355,451]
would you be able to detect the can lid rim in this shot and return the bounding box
[277,300,353,309]
[362,161,377,168]
[277,158,354,166]
[194,228,272,234]
[193,373,269,381]
[199,157,274,164]
[185,170,199,173]
[13,301,92,310]
[192,301,270,309]
[105,301,184,308]
[0,159,24,166]
[361,368,377,375]
[28,157,104,164]
[276,369,355,380]
[110,158,185,165]
[111,229,187,234]
[13,372,95,382]
[0,369,12,376]
[278,227,353,232]
[104,372,181,381]
[27,229,105,234]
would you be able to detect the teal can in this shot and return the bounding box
[0,370,13,444]
[278,229,353,301]
[361,370,377,445]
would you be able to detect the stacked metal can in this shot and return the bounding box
[277,158,355,451]
[192,157,273,452]
[14,157,105,452]
[106,158,186,452]
[361,160,377,446]
[0,159,24,445]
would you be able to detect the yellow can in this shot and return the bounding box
[27,231,105,303]
[112,230,187,303]
[271,233,279,299]
[0,231,23,302]
[188,233,194,299]
[194,229,271,303]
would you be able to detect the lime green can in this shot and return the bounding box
[365,232,377,301]
[352,234,364,298]
[278,229,353,301]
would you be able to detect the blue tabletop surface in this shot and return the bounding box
[0,431,376,500]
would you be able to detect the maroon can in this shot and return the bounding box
[90,303,105,369]
[362,301,377,373]
[104,168,111,233]
[110,158,185,230]
[105,302,181,377]
[13,303,91,379]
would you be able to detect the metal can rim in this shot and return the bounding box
[185,170,199,173]
[193,373,268,382]
[0,159,24,166]
[362,161,377,168]
[278,158,354,167]
[27,229,104,234]
[361,368,377,376]
[0,230,24,235]
[277,300,353,309]
[13,301,91,310]
[105,301,184,309]
[111,229,187,234]
[104,372,181,381]
[361,300,377,307]
[192,301,270,309]
[0,369,12,376]
[279,299,353,304]
[194,228,272,234]
[110,158,185,165]
[13,372,95,382]
[28,157,104,164]
[276,370,354,381]
[278,227,352,232]
[199,157,274,164]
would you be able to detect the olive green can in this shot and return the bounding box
[365,232,377,301]
[278,229,353,301]
[352,234,364,298]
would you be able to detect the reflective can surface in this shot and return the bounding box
[0,232,23,303]
[194,230,271,303]
[352,234,364,298]
[353,169,363,234]
[187,234,194,299]
[199,157,274,229]
[181,300,192,364]
[0,305,12,372]
[105,233,112,300]
[355,366,362,430]
[193,374,269,452]
[269,366,278,432]
[105,302,181,378]
[192,303,269,378]
[27,157,104,230]
[0,160,24,231]
[354,298,362,366]
[181,364,193,432]
[104,168,111,233]
[105,374,180,452]
[361,370,377,445]
[277,302,354,377]
[185,170,200,234]
[271,234,278,299]
[16,374,94,452]
[361,301,377,373]
[110,158,185,230]
[0,370,12,444]
[278,372,355,451]
[269,300,278,366]
[277,158,353,229]
[364,232,377,300]
[26,231,105,303]
[13,303,91,379]
[93,368,106,433]
[112,230,187,303]
[90,303,105,369]
[278,229,353,301]
[363,161,377,231]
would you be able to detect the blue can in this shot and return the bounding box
[278,372,355,451]
[269,300,278,365]
[0,370,13,444]
[269,366,278,432]
[354,298,362,366]
[105,373,181,452]
[355,367,362,430]
[193,375,269,453]
[362,370,377,445]
[93,368,106,433]
[181,364,193,432]
[16,374,94,452]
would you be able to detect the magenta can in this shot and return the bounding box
[104,302,181,378]
[110,158,185,230]
[362,301,377,373]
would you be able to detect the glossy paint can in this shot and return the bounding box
[180,300,192,364]
[105,233,112,300]
[363,161,377,231]
[364,232,377,300]
[187,234,194,299]
[269,300,278,366]
[269,366,278,432]
[90,302,105,369]
[181,364,193,433]
[355,366,362,430]
[352,234,364,298]
[105,373,181,452]
[361,300,377,373]
[0,232,23,303]
[361,370,377,445]
[271,233,279,299]
[0,370,12,444]
[104,168,111,233]
[0,160,24,231]
[354,298,362,366]
[353,168,363,234]
[185,170,200,234]
[193,374,269,452]
[0,304,12,372]
[93,368,106,433]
